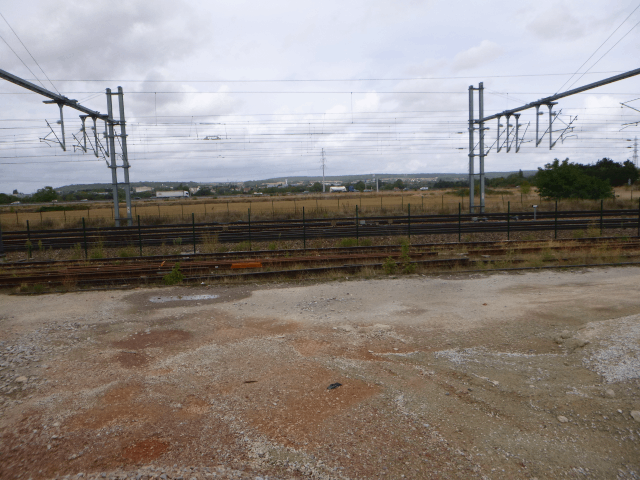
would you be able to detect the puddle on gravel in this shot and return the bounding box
[149,294,219,303]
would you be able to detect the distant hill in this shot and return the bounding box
[55,171,537,192]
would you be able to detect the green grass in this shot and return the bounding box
[338,238,358,247]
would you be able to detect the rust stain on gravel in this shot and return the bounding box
[115,351,150,368]
[243,367,379,446]
[122,438,169,462]
[69,384,169,430]
[112,329,191,350]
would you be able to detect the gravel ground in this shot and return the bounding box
[1,268,640,479]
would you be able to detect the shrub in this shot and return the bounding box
[163,263,184,285]
[400,241,416,274]
[383,256,397,274]
[267,242,277,250]
[360,238,373,246]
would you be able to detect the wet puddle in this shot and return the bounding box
[149,294,219,303]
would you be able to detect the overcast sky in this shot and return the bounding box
[1,0,639,194]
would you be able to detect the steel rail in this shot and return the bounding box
[2,209,639,252]
[2,235,632,271]
[2,237,638,288]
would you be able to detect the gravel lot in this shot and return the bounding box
[1,267,640,479]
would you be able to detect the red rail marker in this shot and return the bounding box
[230,262,262,269]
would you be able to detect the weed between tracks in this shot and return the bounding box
[6,236,640,294]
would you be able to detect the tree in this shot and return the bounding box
[583,158,639,186]
[393,179,405,190]
[0,193,19,204]
[520,180,531,194]
[30,186,59,203]
[354,180,366,192]
[535,159,613,200]
[193,187,212,196]
[310,182,323,192]
[12,189,18,195]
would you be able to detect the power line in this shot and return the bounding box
[556,3,640,93]
[19,71,628,83]
[0,12,59,95]
[0,33,45,90]
[567,17,640,90]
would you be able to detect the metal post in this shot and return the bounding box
[117,87,133,226]
[303,206,306,249]
[106,89,120,227]
[548,104,553,150]
[57,103,66,151]
[192,212,196,254]
[82,217,88,259]
[514,114,521,152]
[479,82,485,214]
[458,203,461,242]
[507,201,510,241]
[26,220,31,259]
[0,223,5,262]
[407,203,411,240]
[137,215,142,256]
[355,204,358,246]
[468,85,475,214]
[535,105,540,146]
[600,199,604,236]
[248,208,251,251]
[555,200,558,239]
[637,198,640,237]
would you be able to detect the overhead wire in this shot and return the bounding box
[567,17,640,90]
[20,71,629,83]
[556,3,640,93]
[0,11,60,94]
[0,32,46,90]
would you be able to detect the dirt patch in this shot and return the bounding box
[115,351,150,368]
[69,384,170,431]
[291,338,332,356]
[112,329,191,350]
[122,438,169,462]
[243,367,379,446]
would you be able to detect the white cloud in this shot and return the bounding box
[451,40,504,72]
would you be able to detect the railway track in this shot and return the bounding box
[2,236,638,290]
[1,208,639,253]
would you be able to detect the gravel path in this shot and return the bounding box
[1,267,640,479]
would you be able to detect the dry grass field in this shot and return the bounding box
[1,187,638,231]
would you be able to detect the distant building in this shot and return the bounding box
[135,186,153,193]
[189,186,200,194]
[156,191,190,198]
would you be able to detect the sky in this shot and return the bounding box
[1,0,639,194]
